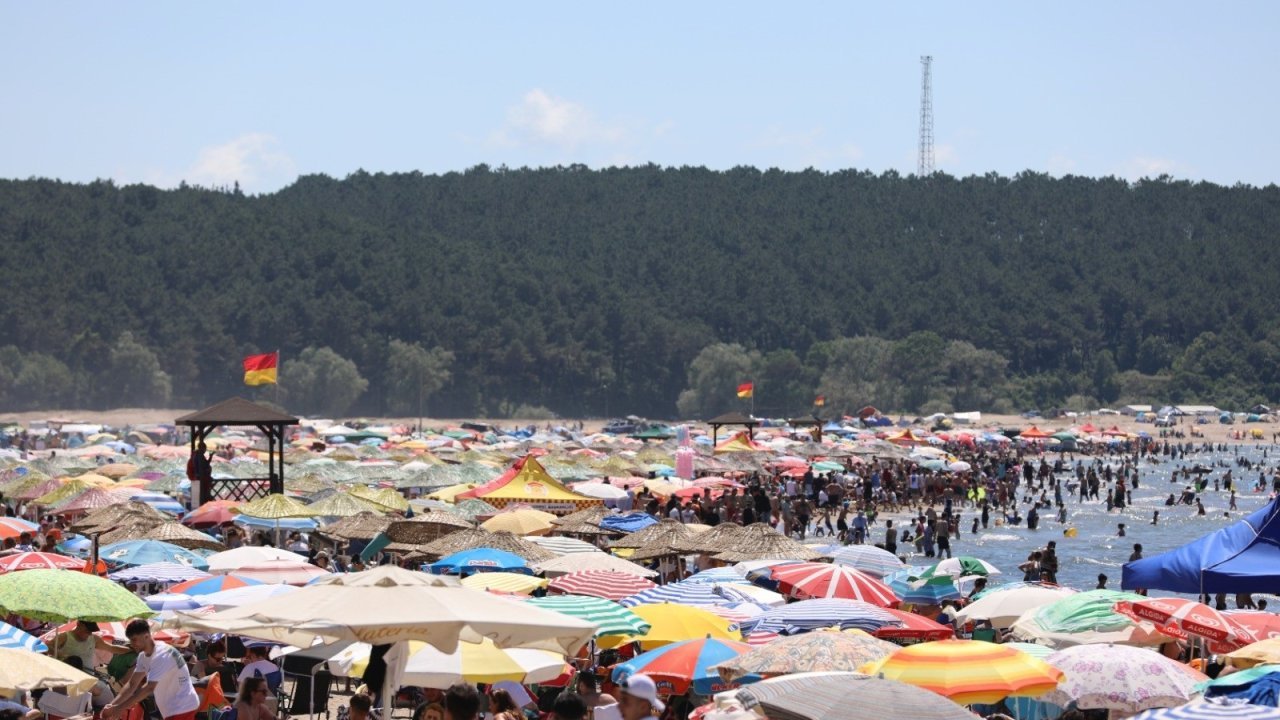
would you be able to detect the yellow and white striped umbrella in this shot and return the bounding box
[459,572,549,595]
[330,638,568,688]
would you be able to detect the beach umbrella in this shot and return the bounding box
[1042,644,1207,714]
[0,568,152,622]
[684,567,749,585]
[306,492,384,518]
[888,576,963,605]
[182,500,241,528]
[330,637,568,688]
[537,553,656,578]
[0,620,47,652]
[430,548,531,576]
[713,630,899,682]
[481,508,558,536]
[525,596,651,638]
[767,562,899,606]
[1225,638,1280,667]
[860,639,1063,705]
[613,636,755,695]
[0,648,97,695]
[1012,589,1172,648]
[235,493,317,520]
[234,559,330,585]
[0,551,86,573]
[608,603,741,648]
[167,565,597,654]
[109,562,211,584]
[571,483,629,501]
[41,619,187,646]
[1130,702,1280,719]
[459,572,548,595]
[1116,597,1258,646]
[1217,612,1280,654]
[349,486,410,512]
[196,583,301,610]
[525,536,604,556]
[825,544,907,578]
[0,517,40,541]
[620,581,757,609]
[204,546,307,574]
[872,608,955,642]
[145,592,202,612]
[747,599,898,636]
[167,573,264,596]
[735,672,979,720]
[100,539,209,569]
[547,570,657,601]
[955,584,1076,629]
[915,556,1001,582]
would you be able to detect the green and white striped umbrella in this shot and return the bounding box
[527,595,651,638]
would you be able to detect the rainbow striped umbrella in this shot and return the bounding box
[859,639,1063,706]
[613,636,756,695]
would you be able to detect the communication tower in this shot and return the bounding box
[918,56,935,176]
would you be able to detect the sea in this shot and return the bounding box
[892,443,1279,596]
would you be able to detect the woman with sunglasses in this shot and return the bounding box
[235,677,274,720]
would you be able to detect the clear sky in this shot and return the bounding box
[2,2,1277,194]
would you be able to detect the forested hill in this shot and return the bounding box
[1,166,1279,419]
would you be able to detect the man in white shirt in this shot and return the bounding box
[236,645,279,684]
[103,620,199,720]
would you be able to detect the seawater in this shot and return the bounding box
[893,444,1279,595]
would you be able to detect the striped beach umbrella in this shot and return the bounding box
[459,572,548,595]
[0,552,86,574]
[526,595,651,638]
[144,592,202,612]
[746,599,898,636]
[547,570,656,601]
[0,620,47,652]
[167,574,264,596]
[613,636,755,695]
[0,517,39,541]
[860,639,1063,705]
[526,536,604,556]
[1116,597,1257,646]
[684,567,749,585]
[109,562,212,584]
[1130,702,1280,719]
[619,582,756,609]
[736,672,979,720]
[825,545,907,578]
[768,563,900,606]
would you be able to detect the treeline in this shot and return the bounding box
[0,167,1277,418]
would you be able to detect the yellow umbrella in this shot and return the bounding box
[427,483,478,502]
[459,572,549,595]
[1226,638,1280,668]
[234,493,317,519]
[600,602,741,650]
[96,463,138,479]
[481,508,557,536]
[34,478,94,506]
[336,637,567,686]
[0,647,98,694]
[348,485,410,512]
[858,639,1063,706]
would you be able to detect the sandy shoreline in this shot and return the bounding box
[0,407,1271,447]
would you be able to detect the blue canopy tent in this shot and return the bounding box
[1122,497,1280,594]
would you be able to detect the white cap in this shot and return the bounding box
[620,674,665,713]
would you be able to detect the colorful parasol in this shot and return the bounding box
[613,636,755,695]
[859,639,1063,706]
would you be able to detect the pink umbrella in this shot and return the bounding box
[547,570,657,601]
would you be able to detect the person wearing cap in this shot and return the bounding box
[617,675,664,720]
[49,620,130,670]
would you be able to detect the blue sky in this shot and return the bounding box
[2,2,1277,193]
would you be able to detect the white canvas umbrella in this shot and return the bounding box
[536,551,657,578]
[204,546,307,574]
[955,585,1078,629]
[0,647,98,694]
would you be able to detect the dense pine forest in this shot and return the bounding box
[0,166,1277,419]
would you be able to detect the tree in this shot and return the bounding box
[106,332,172,407]
[1091,349,1121,404]
[676,343,760,418]
[386,340,455,423]
[278,346,368,416]
[817,337,898,413]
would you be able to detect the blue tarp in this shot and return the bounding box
[598,512,658,534]
[1122,497,1280,594]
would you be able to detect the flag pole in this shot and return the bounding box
[274,349,281,407]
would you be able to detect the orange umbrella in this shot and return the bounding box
[860,639,1062,705]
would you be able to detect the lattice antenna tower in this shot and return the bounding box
[918,55,935,176]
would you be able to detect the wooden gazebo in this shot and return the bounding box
[707,411,760,447]
[787,415,824,443]
[177,398,298,505]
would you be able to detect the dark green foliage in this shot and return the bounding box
[0,167,1277,416]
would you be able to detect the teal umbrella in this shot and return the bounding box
[1025,589,1148,634]
[100,539,209,570]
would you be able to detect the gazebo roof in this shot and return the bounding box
[707,412,759,426]
[176,397,298,426]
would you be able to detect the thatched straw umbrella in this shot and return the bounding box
[69,501,167,535]
[319,512,394,542]
[673,521,748,554]
[610,518,691,550]
[410,528,555,563]
[384,512,473,547]
[709,523,825,563]
[141,522,226,551]
[551,505,610,528]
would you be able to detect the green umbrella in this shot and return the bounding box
[526,595,651,638]
[914,556,1000,584]
[0,569,153,622]
[1028,589,1146,634]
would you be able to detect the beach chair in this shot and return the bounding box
[285,670,333,719]
[36,690,92,720]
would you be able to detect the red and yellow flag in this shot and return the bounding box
[243,352,279,386]
[815,395,825,407]
[736,382,754,399]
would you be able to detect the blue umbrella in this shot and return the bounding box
[744,598,898,635]
[233,515,318,531]
[886,576,962,605]
[429,548,531,576]
[598,513,658,534]
[1130,701,1280,719]
[613,636,757,695]
[99,539,209,570]
[0,620,47,652]
[144,593,202,612]
[684,568,749,585]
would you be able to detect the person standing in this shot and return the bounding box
[884,520,898,556]
[103,620,200,720]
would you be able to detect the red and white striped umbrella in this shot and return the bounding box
[1219,611,1280,649]
[0,552,86,574]
[547,570,657,601]
[769,562,900,607]
[1116,598,1257,645]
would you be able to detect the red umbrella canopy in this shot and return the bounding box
[872,608,956,642]
[769,562,900,607]
[182,500,241,528]
[547,570,657,602]
[1115,598,1257,646]
[0,552,87,574]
